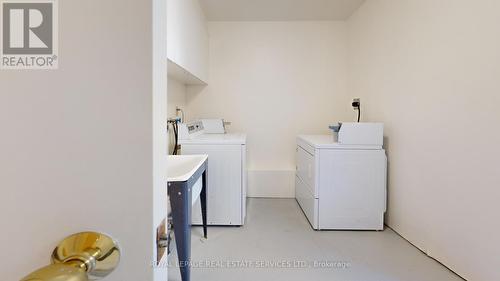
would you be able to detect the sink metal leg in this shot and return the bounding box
[169,182,192,281]
[201,170,208,239]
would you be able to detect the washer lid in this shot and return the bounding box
[179,133,247,145]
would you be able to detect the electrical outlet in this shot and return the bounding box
[352,98,360,109]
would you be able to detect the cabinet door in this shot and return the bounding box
[182,144,242,225]
[296,146,316,196]
[167,0,208,82]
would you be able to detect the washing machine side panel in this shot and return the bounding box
[241,145,247,224]
[182,144,242,225]
[318,149,386,230]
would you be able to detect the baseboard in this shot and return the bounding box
[247,170,295,198]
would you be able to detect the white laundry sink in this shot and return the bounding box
[167,155,208,210]
[167,155,208,182]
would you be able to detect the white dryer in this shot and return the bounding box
[296,123,387,230]
[179,120,247,226]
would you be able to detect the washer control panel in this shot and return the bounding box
[178,120,204,140]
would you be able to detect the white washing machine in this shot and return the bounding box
[178,120,247,226]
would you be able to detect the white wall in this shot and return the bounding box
[167,78,187,154]
[0,1,167,280]
[347,1,500,280]
[186,21,353,197]
[168,77,187,118]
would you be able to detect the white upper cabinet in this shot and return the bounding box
[168,0,209,84]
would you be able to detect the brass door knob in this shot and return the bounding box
[20,232,120,281]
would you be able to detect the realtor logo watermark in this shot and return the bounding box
[1,0,58,69]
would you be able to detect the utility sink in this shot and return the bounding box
[167,155,208,182]
[168,155,208,207]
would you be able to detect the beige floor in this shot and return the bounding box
[168,198,464,281]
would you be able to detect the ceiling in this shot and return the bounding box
[199,0,366,21]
